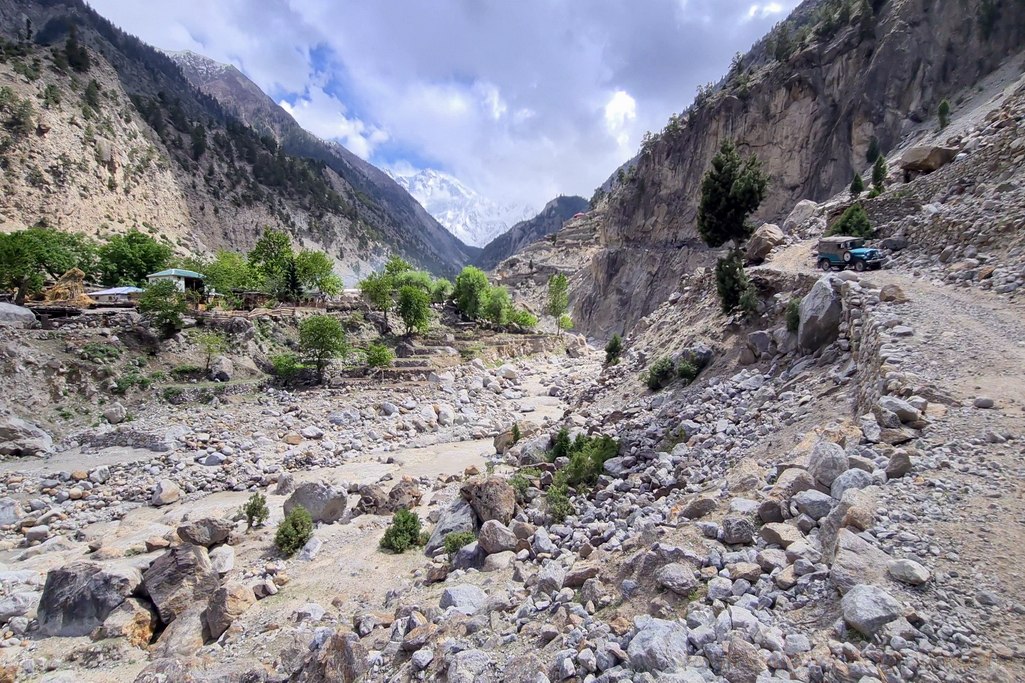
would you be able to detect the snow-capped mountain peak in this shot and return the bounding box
[389,169,535,248]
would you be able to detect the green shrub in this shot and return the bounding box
[242,492,269,529]
[113,371,150,395]
[827,203,873,239]
[865,137,880,163]
[714,252,757,314]
[270,352,305,382]
[867,187,882,199]
[871,155,887,192]
[81,342,120,363]
[509,308,538,330]
[365,343,394,369]
[849,173,864,196]
[171,363,203,378]
[549,427,572,462]
[275,505,313,556]
[646,357,676,391]
[938,99,951,129]
[443,531,476,555]
[604,334,623,366]
[546,473,574,523]
[563,434,619,487]
[786,299,801,333]
[161,386,184,402]
[379,509,427,554]
[676,358,698,383]
[510,467,541,501]
[511,423,521,443]
[138,280,187,337]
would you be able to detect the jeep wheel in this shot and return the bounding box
[842,251,853,264]
[854,260,866,272]
[818,258,832,272]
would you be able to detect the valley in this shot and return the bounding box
[1,0,1025,682]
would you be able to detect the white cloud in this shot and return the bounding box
[604,90,638,150]
[88,0,802,207]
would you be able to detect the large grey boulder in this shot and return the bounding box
[425,499,479,555]
[0,415,52,457]
[830,528,889,594]
[899,145,958,174]
[150,479,181,507]
[440,584,487,615]
[208,355,233,382]
[177,518,234,547]
[477,519,518,554]
[746,223,785,263]
[830,468,875,500]
[807,440,849,487]
[656,563,698,595]
[627,617,691,673]
[284,481,347,524]
[783,199,818,233]
[798,275,842,351]
[36,562,142,636]
[142,544,220,624]
[203,582,256,640]
[0,303,36,328]
[0,498,24,526]
[0,590,40,623]
[841,584,903,637]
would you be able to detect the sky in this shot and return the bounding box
[88,0,800,207]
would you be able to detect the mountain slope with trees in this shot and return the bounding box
[475,195,588,271]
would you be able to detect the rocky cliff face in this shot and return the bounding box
[574,0,1025,338]
[476,195,588,271]
[0,0,473,281]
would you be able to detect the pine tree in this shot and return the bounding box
[65,26,91,73]
[938,99,951,130]
[850,172,865,196]
[871,154,887,191]
[696,140,769,248]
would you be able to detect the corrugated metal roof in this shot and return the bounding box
[147,269,205,279]
[90,286,144,296]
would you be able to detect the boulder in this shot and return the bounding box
[151,605,206,657]
[142,545,221,624]
[203,583,256,640]
[386,477,422,511]
[424,499,479,555]
[746,223,785,263]
[440,584,487,615]
[451,541,486,571]
[793,489,834,520]
[655,563,697,596]
[176,518,234,547]
[91,597,158,648]
[0,303,36,328]
[830,528,889,594]
[535,562,566,595]
[36,562,142,636]
[807,440,849,487]
[879,284,908,303]
[355,484,389,515]
[151,479,181,507]
[830,468,875,500]
[103,402,128,425]
[723,632,767,683]
[783,199,818,233]
[0,590,39,623]
[209,545,235,574]
[477,520,518,555]
[841,584,903,637]
[0,415,52,457]
[899,145,958,174]
[627,617,690,673]
[0,498,24,526]
[885,450,913,478]
[722,516,755,545]
[887,558,931,586]
[208,355,233,382]
[286,630,369,683]
[798,275,842,351]
[284,481,348,524]
[460,477,516,525]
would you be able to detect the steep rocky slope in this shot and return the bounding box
[0,1,473,281]
[569,0,1025,337]
[476,195,588,271]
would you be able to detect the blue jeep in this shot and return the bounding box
[815,236,884,272]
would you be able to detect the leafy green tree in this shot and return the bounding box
[397,284,431,335]
[392,269,432,292]
[248,228,293,288]
[545,274,569,320]
[138,280,187,337]
[558,314,574,334]
[193,330,227,372]
[509,308,538,330]
[850,172,864,196]
[714,251,754,314]
[827,203,873,238]
[0,228,98,303]
[454,266,490,319]
[64,25,91,73]
[871,154,887,192]
[242,493,269,530]
[295,249,341,296]
[270,352,305,384]
[483,286,512,325]
[697,140,769,248]
[299,315,349,383]
[98,230,171,286]
[938,99,951,129]
[188,250,262,295]
[359,272,394,328]
[383,255,413,277]
[0,231,44,305]
[430,278,453,303]
[365,343,394,372]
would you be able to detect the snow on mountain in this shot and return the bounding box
[389,169,535,248]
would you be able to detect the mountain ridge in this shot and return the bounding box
[476,195,589,271]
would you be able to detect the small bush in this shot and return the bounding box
[871,155,887,192]
[510,467,541,501]
[242,492,269,530]
[546,473,574,523]
[443,531,476,555]
[81,342,120,363]
[827,203,873,238]
[604,334,623,366]
[365,343,394,369]
[270,352,305,382]
[714,252,757,314]
[113,371,150,395]
[511,423,521,443]
[171,363,203,378]
[867,187,882,199]
[379,509,427,554]
[786,299,801,333]
[646,357,676,391]
[676,358,698,383]
[509,308,538,330]
[549,427,572,461]
[275,505,313,556]
[161,387,184,402]
[563,434,619,487]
